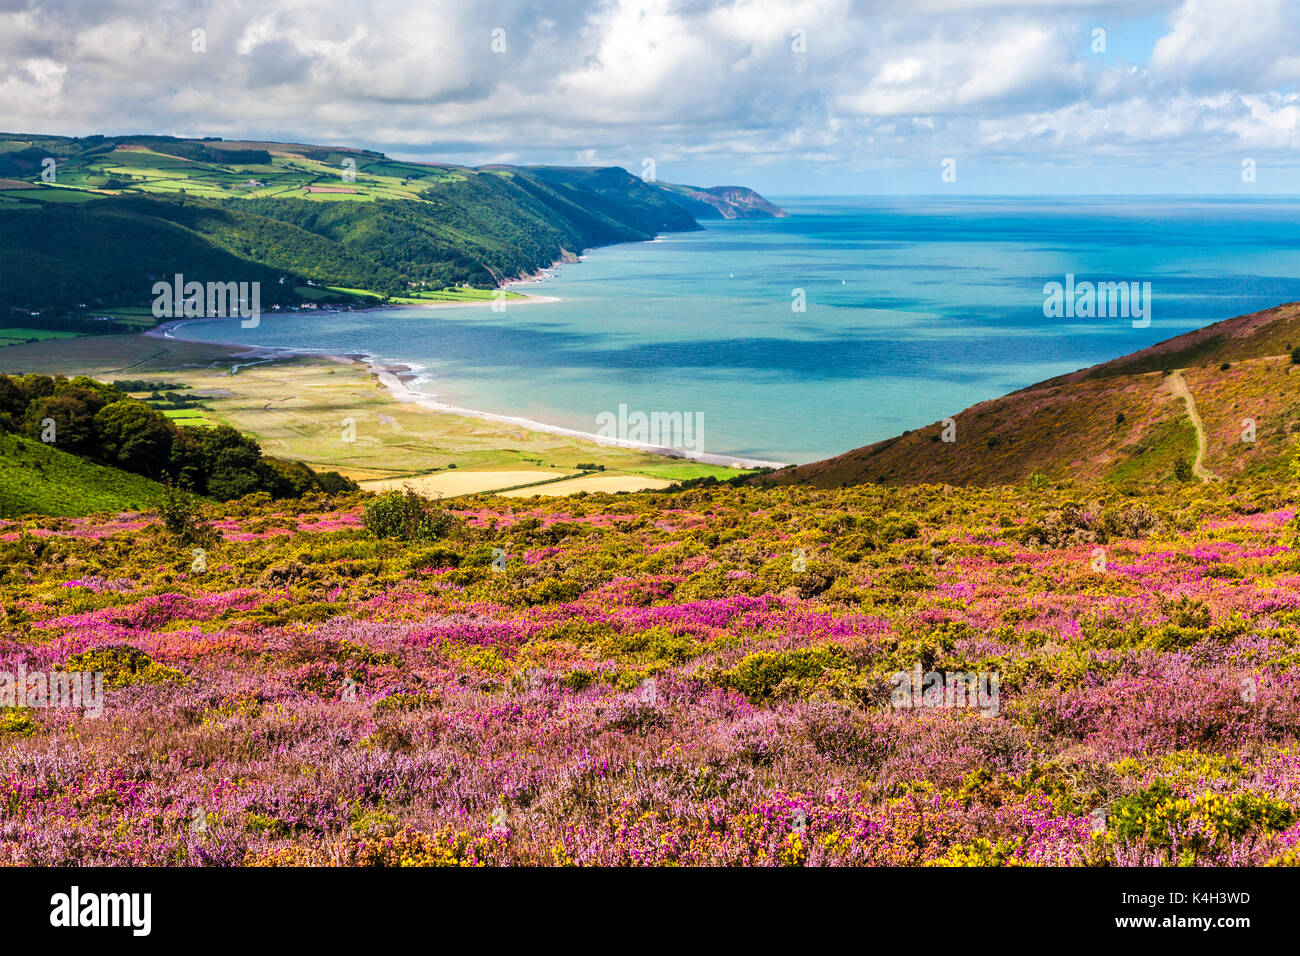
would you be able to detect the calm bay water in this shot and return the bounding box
[170,197,1300,463]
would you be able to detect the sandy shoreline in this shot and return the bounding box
[148,312,787,470]
[364,362,787,470]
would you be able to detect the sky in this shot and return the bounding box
[1,0,1298,194]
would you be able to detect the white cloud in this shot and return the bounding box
[0,0,1297,190]
[1150,0,1300,88]
[836,21,1082,116]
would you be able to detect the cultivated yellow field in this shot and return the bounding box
[498,474,674,497]
[360,470,576,497]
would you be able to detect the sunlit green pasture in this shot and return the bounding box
[2,141,476,209]
[0,328,80,346]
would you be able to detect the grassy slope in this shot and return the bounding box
[0,195,362,313]
[763,301,1300,489]
[0,431,168,517]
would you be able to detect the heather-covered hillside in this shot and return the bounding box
[2,476,1299,866]
[767,302,1300,489]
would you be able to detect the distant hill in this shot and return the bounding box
[759,301,1300,489]
[653,183,788,219]
[0,132,782,317]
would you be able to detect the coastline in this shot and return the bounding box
[146,316,788,473]
[365,361,787,471]
[383,289,562,308]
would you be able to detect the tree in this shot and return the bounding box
[186,424,277,501]
[264,458,319,498]
[0,376,26,431]
[24,393,99,452]
[316,470,359,494]
[166,429,207,491]
[61,375,121,406]
[93,400,175,477]
[18,374,55,400]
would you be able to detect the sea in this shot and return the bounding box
[167,196,1300,464]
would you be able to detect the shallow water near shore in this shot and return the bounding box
[167,196,1300,464]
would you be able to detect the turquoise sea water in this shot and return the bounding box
[169,196,1300,464]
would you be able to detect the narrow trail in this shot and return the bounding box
[1166,369,1219,483]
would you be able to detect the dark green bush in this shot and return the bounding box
[363,489,460,542]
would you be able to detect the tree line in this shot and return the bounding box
[0,374,356,500]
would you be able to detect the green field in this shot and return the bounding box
[390,288,527,304]
[93,308,158,328]
[160,408,218,427]
[0,328,79,344]
[0,431,169,517]
[0,185,104,204]
[629,462,758,481]
[19,145,467,205]
[0,328,82,349]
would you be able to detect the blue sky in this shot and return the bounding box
[2,0,1298,194]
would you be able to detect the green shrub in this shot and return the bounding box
[363,490,460,542]
[60,646,186,687]
[524,577,585,606]
[562,669,596,691]
[0,709,38,737]
[720,645,852,704]
[1109,779,1295,863]
[403,546,462,571]
[156,484,212,543]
